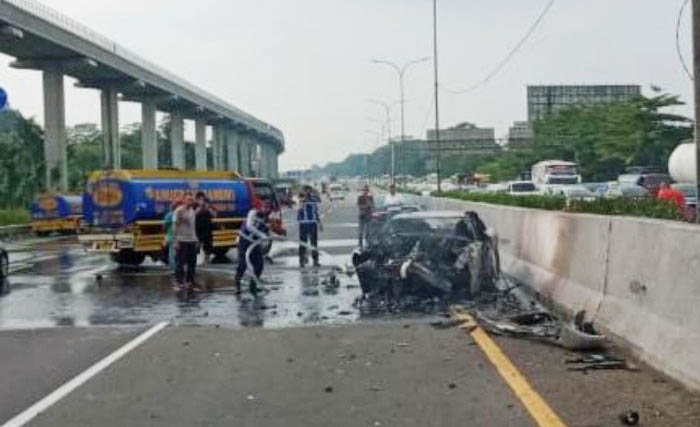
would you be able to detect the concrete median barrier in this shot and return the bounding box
[598,217,700,389]
[416,195,700,390]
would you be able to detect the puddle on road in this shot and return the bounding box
[0,241,368,329]
[0,239,457,330]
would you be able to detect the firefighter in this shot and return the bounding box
[234,200,272,295]
[298,185,322,267]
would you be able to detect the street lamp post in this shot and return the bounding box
[432,0,442,194]
[368,99,400,181]
[371,56,430,180]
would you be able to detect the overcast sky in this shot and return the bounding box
[0,0,694,171]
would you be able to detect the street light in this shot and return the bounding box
[368,99,400,182]
[371,56,431,179]
[432,0,442,194]
[370,57,431,141]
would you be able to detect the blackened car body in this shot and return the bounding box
[352,210,499,300]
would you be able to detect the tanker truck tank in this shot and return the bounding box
[79,170,254,266]
[668,142,697,184]
[30,194,83,235]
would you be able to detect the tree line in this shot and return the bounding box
[318,93,693,183]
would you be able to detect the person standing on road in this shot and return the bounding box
[357,184,374,249]
[163,197,183,271]
[195,191,217,264]
[234,200,272,295]
[174,193,199,291]
[382,183,403,207]
[298,185,322,267]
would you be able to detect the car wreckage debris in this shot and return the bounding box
[351,209,608,352]
[352,210,499,309]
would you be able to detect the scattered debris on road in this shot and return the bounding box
[619,410,640,425]
[565,353,639,373]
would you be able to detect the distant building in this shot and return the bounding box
[507,121,534,148]
[527,85,641,122]
[426,122,498,153]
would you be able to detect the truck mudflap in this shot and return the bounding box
[78,233,134,253]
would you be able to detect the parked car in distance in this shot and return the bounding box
[507,181,538,196]
[581,182,609,196]
[484,183,508,193]
[547,184,597,201]
[605,182,649,198]
[329,184,345,201]
[618,173,671,197]
[671,183,698,207]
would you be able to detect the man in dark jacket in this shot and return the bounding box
[357,184,374,248]
[234,200,271,294]
[298,185,322,267]
[195,192,217,264]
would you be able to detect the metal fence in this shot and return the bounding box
[0,224,31,239]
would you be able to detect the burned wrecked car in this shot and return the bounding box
[366,201,423,247]
[352,210,500,301]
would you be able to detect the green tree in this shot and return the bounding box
[475,93,692,182]
[0,110,45,207]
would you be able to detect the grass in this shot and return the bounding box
[0,208,31,226]
[437,190,684,221]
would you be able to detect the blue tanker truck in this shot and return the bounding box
[30,194,83,236]
[78,169,283,265]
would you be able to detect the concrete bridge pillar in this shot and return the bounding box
[258,143,267,177]
[219,128,228,171]
[42,66,68,190]
[266,145,276,178]
[210,127,219,170]
[195,119,207,171]
[226,129,240,172]
[272,149,279,178]
[100,87,120,170]
[170,112,184,169]
[239,136,251,176]
[251,140,261,177]
[213,126,226,171]
[141,100,157,169]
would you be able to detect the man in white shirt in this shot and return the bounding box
[382,183,403,207]
[174,193,199,290]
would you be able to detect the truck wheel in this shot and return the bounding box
[111,250,146,266]
[212,248,231,263]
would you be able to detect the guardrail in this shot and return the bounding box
[0,224,31,239]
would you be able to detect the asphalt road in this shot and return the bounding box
[1,196,699,426]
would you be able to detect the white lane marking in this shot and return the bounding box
[2,321,169,427]
[325,223,359,228]
[271,239,358,251]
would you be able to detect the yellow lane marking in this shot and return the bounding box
[452,309,567,427]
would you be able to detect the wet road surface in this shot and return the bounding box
[1,197,700,426]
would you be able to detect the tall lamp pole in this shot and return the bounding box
[371,56,431,179]
[693,0,700,223]
[433,0,442,194]
[368,99,400,182]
